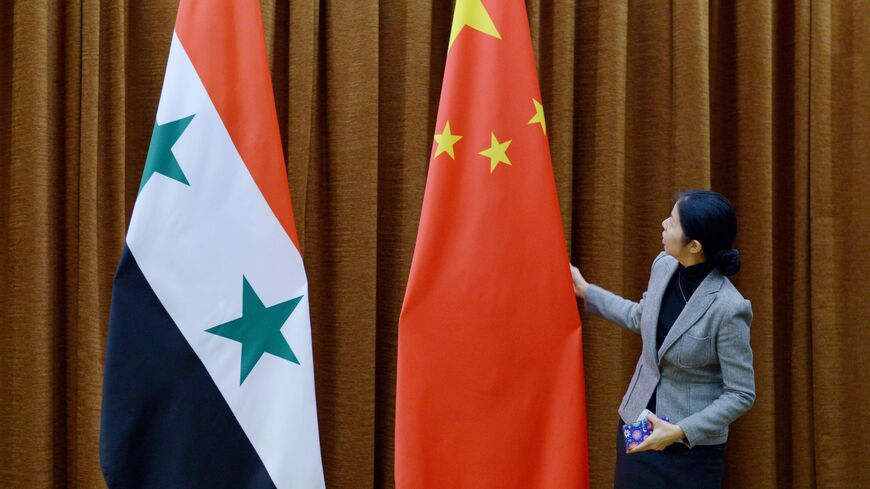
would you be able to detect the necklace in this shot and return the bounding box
[677,269,689,304]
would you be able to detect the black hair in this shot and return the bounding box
[675,190,741,276]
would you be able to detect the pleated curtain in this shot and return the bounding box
[1,1,867,487]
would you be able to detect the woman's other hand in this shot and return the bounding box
[569,263,588,299]
[626,415,685,454]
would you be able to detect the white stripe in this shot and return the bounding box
[126,32,325,489]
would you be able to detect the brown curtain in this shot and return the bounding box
[1,0,868,488]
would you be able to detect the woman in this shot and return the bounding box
[570,190,755,489]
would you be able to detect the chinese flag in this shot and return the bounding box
[395,1,589,488]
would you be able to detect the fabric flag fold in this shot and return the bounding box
[395,0,589,487]
[99,1,325,488]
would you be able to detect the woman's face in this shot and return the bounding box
[662,203,688,258]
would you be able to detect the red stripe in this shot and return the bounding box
[174,0,300,250]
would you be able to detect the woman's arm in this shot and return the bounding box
[676,299,756,447]
[571,253,665,335]
[583,285,647,335]
[571,270,647,335]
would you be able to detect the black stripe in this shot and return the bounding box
[100,246,276,489]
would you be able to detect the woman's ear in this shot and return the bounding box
[689,240,703,255]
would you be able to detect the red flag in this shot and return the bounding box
[395,1,589,487]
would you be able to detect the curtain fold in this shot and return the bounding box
[1,1,867,487]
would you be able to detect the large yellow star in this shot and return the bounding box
[528,99,546,135]
[479,132,512,173]
[448,0,502,50]
[433,121,463,159]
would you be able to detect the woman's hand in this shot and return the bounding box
[626,415,685,454]
[569,263,588,299]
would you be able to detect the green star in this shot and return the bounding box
[206,276,302,384]
[139,114,195,194]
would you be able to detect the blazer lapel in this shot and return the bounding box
[656,268,724,362]
[643,258,678,363]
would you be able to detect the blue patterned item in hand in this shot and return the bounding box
[623,415,670,451]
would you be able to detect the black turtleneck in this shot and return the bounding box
[647,260,715,413]
[655,260,715,350]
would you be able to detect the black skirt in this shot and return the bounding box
[614,419,726,489]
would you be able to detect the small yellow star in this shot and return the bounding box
[433,121,463,160]
[479,132,512,173]
[449,0,502,50]
[528,99,546,135]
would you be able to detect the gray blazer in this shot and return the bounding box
[584,251,755,447]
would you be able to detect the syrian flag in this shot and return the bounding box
[99,2,325,488]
